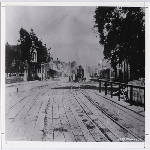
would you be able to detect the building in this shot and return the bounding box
[48,58,66,78]
[98,59,113,80]
[23,48,49,81]
[98,59,130,82]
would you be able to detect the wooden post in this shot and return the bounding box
[126,86,128,101]
[118,83,120,101]
[144,88,145,111]
[105,81,107,95]
[99,81,101,93]
[130,86,133,105]
[111,82,113,98]
[124,61,125,82]
[127,62,128,82]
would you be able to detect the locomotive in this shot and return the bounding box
[69,65,86,82]
[74,65,86,82]
[76,65,84,82]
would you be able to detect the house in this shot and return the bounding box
[23,48,49,81]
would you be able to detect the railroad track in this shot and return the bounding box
[82,90,145,126]
[71,89,144,142]
[92,90,145,118]
[5,81,145,142]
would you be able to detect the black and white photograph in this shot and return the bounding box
[1,2,149,148]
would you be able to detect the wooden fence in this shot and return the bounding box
[91,79,145,111]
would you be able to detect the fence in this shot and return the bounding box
[91,79,145,110]
[5,76,24,84]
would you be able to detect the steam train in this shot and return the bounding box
[69,65,86,82]
[76,66,85,82]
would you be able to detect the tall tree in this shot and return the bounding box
[18,28,50,63]
[94,7,145,80]
[34,40,49,63]
[18,28,33,63]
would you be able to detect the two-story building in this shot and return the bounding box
[24,48,49,81]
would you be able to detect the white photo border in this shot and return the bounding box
[1,1,150,149]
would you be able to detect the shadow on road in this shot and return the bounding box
[52,84,99,90]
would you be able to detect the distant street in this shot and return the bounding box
[5,78,145,142]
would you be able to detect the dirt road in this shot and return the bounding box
[5,78,145,142]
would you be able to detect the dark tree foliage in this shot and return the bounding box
[6,28,51,74]
[18,28,33,63]
[34,40,49,63]
[5,43,15,73]
[17,28,51,80]
[18,28,49,64]
[5,43,23,73]
[94,7,145,79]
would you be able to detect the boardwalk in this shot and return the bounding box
[5,78,145,142]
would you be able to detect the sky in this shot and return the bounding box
[6,6,104,68]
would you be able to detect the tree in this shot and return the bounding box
[18,28,33,63]
[94,7,145,80]
[5,43,23,73]
[34,40,49,63]
[18,28,50,63]
[18,28,51,80]
[5,42,14,73]
[6,28,51,78]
